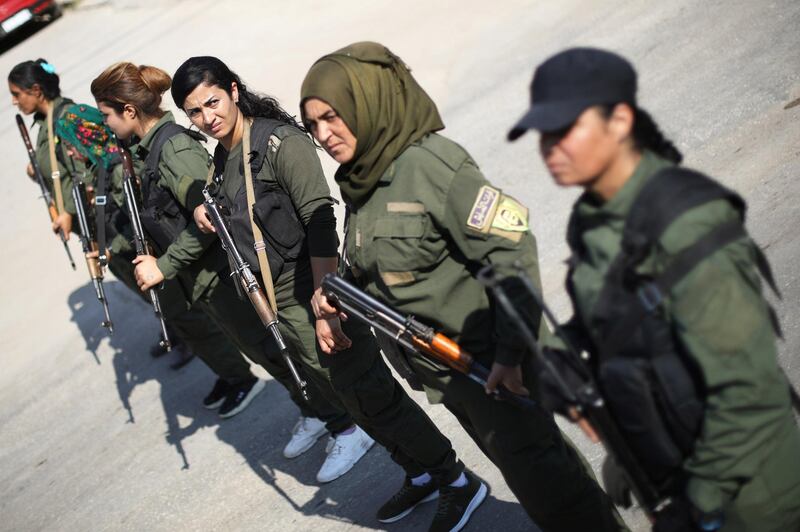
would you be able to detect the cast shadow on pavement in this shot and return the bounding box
[67,279,215,466]
[66,280,531,529]
[213,379,530,531]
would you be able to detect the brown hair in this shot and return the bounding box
[91,62,171,118]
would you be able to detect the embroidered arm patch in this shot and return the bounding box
[466,185,501,233]
[492,195,528,232]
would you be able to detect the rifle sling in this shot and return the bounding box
[205,118,278,315]
[46,102,66,215]
[601,220,746,356]
[95,163,110,258]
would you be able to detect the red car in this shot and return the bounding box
[0,0,60,40]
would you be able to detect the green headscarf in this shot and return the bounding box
[56,104,119,170]
[300,42,444,205]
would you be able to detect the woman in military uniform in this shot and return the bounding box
[8,58,88,238]
[507,47,800,531]
[89,62,373,480]
[54,103,277,380]
[300,42,623,532]
[170,56,479,529]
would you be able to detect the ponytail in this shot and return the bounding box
[91,62,171,118]
[600,104,682,164]
[632,108,682,164]
[8,58,61,99]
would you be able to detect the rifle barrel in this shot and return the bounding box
[321,274,537,412]
[119,145,170,350]
[202,186,308,401]
[481,265,666,516]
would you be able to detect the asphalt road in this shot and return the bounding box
[0,1,798,531]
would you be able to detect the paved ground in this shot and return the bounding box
[0,1,798,530]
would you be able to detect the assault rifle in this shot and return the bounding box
[119,145,171,351]
[15,113,76,270]
[201,185,309,402]
[320,274,537,412]
[71,177,114,333]
[477,264,666,518]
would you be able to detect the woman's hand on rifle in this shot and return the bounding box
[133,254,164,290]
[485,362,529,398]
[193,204,215,233]
[311,287,347,321]
[52,212,72,239]
[315,316,352,355]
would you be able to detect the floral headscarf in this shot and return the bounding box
[56,104,119,169]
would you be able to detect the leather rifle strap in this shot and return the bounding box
[242,118,279,314]
[47,102,66,215]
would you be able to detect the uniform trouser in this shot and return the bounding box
[406,353,625,532]
[273,295,463,484]
[108,254,254,385]
[193,275,350,430]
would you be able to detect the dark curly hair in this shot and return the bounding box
[171,56,302,131]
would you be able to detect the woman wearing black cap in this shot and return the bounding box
[301,41,624,532]
[509,47,800,531]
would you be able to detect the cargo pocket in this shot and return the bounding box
[373,215,428,287]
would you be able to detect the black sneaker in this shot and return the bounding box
[218,378,266,419]
[377,476,439,523]
[203,379,231,410]
[428,472,487,532]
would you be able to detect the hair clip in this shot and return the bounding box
[40,62,56,75]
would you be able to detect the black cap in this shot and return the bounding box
[508,47,637,140]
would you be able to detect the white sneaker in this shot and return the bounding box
[283,417,328,459]
[316,425,375,483]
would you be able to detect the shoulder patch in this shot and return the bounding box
[491,194,528,233]
[466,185,500,233]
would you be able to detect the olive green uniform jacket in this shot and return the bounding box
[32,96,88,215]
[565,150,800,531]
[129,112,228,304]
[346,132,546,383]
[345,132,622,531]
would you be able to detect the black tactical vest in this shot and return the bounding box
[568,167,781,491]
[209,118,307,282]
[138,122,206,254]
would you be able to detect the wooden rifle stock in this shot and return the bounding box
[247,284,277,329]
[412,333,473,374]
